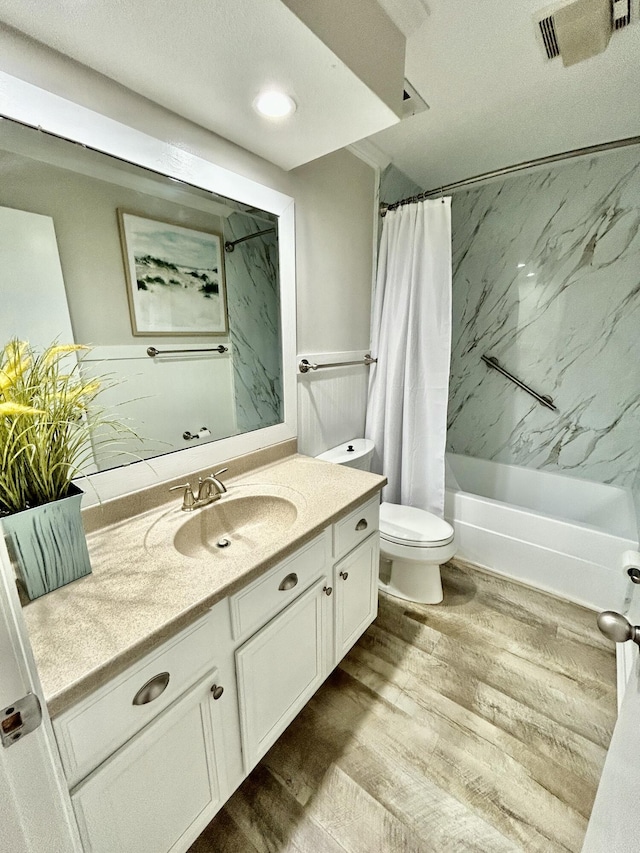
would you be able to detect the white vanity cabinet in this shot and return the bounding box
[53,614,221,788]
[53,597,243,853]
[71,669,226,853]
[332,496,380,665]
[333,533,379,665]
[332,496,380,563]
[232,499,379,773]
[53,493,381,853]
[236,576,332,771]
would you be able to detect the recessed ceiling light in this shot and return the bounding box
[253,90,296,119]
[517,262,526,268]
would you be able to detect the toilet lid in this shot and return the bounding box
[379,502,454,547]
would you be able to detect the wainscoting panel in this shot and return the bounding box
[297,350,370,458]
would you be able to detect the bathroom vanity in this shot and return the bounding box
[0,72,382,852]
[23,450,384,853]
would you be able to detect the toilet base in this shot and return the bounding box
[378,557,444,605]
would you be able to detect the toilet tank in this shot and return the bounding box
[316,438,374,471]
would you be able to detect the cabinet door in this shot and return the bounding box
[236,578,331,773]
[334,533,379,664]
[72,670,226,853]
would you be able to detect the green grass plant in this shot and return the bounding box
[0,339,134,514]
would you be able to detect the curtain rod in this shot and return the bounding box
[224,227,276,252]
[379,134,640,216]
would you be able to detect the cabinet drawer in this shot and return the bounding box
[333,497,380,561]
[54,612,215,787]
[229,529,330,642]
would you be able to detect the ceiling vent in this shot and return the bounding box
[535,0,635,65]
[538,14,561,58]
[613,0,632,28]
[400,79,429,119]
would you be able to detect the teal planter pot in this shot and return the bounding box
[1,484,92,601]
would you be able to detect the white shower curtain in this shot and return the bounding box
[365,198,452,516]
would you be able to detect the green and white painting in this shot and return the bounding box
[119,211,228,335]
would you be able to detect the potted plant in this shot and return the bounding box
[0,338,130,600]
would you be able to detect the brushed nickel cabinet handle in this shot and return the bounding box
[339,571,349,580]
[210,684,224,700]
[355,518,368,531]
[278,573,298,591]
[132,672,170,706]
[323,585,333,596]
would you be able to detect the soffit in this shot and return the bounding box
[0,0,402,171]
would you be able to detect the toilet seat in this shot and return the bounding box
[380,502,454,548]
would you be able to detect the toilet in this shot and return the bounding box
[316,439,456,604]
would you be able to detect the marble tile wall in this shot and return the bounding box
[223,213,283,433]
[447,146,640,508]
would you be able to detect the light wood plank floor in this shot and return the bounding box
[190,560,617,853]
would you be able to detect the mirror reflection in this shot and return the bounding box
[0,118,283,471]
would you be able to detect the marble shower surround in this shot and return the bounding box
[223,213,283,433]
[447,146,640,502]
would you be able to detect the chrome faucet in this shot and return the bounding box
[196,468,228,503]
[169,468,229,511]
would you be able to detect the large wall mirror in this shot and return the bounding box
[0,74,297,501]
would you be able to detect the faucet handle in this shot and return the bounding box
[168,482,196,510]
[213,468,228,477]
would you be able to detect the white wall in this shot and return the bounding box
[0,157,225,345]
[293,150,376,456]
[0,27,376,460]
[294,149,376,354]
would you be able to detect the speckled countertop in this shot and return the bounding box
[23,451,385,718]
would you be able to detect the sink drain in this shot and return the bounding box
[216,538,231,548]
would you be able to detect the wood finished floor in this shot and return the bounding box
[189,561,617,853]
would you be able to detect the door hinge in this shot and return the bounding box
[1,693,43,748]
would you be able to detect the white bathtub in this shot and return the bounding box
[444,452,638,611]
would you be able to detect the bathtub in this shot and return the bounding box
[444,453,638,612]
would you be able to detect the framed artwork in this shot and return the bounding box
[118,210,228,336]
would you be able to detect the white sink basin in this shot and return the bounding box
[145,483,305,560]
[174,494,298,557]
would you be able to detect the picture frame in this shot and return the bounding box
[118,210,229,336]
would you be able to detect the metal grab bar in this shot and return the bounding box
[299,355,377,374]
[481,354,557,411]
[147,345,228,358]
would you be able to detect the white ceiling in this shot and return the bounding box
[0,0,400,171]
[1,0,638,188]
[372,0,640,189]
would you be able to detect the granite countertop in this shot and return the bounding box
[24,452,385,717]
